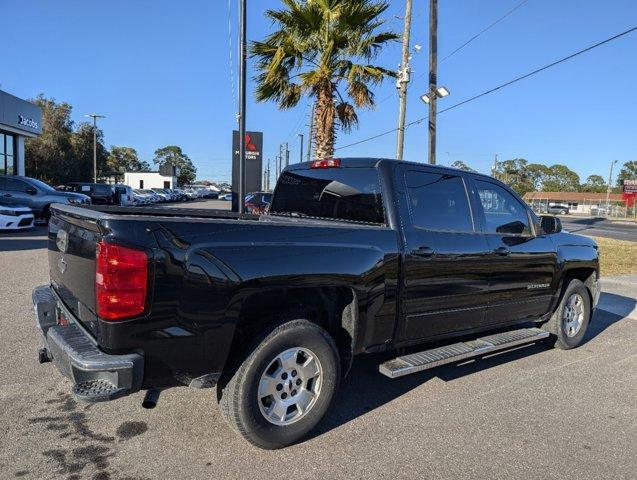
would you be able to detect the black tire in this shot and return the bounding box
[542,279,591,349]
[217,319,340,449]
[42,205,51,223]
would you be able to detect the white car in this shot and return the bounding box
[0,204,34,230]
[132,190,151,205]
[113,184,136,206]
[219,193,233,201]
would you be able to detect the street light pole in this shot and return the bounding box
[395,0,413,160]
[297,134,304,163]
[606,159,618,215]
[237,0,247,212]
[85,114,105,183]
[428,0,438,165]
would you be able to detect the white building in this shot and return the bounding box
[124,172,177,190]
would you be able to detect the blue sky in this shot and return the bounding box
[3,0,636,183]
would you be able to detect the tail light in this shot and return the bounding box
[310,158,341,169]
[96,241,148,321]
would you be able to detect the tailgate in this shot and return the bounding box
[48,207,103,336]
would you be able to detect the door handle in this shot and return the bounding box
[493,247,510,256]
[2,193,11,197]
[412,246,435,257]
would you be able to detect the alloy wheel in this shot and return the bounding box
[257,347,323,426]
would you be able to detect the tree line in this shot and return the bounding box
[451,159,637,196]
[25,95,197,186]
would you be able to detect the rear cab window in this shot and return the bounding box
[270,167,385,224]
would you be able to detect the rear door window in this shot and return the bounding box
[94,185,112,195]
[270,168,385,224]
[405,171,474,232]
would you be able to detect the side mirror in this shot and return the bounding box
[26,187,38,195]
[540,215,562,234]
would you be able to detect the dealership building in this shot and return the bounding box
[0,89,42,176]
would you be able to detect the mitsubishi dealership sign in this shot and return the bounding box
[232,130,263,210]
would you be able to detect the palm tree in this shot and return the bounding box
[251,0,399,159]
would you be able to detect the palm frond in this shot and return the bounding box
[335,102,358,132]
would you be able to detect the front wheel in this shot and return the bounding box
[42,205,51,223]
[542,279,591,349]
[218,319,340,449]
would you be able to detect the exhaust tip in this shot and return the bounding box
[142,389,161,409]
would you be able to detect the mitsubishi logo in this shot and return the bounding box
[245,134,257,152]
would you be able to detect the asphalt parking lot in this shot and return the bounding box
[0,224,635,480]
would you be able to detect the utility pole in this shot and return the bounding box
[307,103,315,162]
[85,113,105,183]
[265,158,270,191]
[237,0,247,212]
[395,0,413,160]
[492,154,498,178]
[284,142,289,168]
[428,0,438,165]
[275,154,280,180]
[297,134,304,163]
[606,159,618,215]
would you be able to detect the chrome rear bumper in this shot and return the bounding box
[32,284,144,402]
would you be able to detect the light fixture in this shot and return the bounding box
[436,86,450,98]
[420,86,451,104]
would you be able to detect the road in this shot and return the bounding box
[0,225,636,480]
[560,216,636,242]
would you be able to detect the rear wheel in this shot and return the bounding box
[542,279,591,349]
[559,209,567,215]
[218,319,340,449]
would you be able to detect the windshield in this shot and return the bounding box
[28,178,56,192]
[270,167,385,224]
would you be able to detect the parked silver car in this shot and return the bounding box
[0,176,90,221]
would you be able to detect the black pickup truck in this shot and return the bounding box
[33,158,600,448]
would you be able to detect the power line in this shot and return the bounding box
[377,0,530,106]
[283,103,309,143]
[440,0,530,63]
[336,26,637,152]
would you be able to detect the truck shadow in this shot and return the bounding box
[585,292,636,343]
[0,225,48,251]
[309,292,635,442]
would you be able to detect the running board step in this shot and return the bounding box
[379,327,549,379]
[72,379,127,402]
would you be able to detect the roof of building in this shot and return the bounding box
[523,191,624,201]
